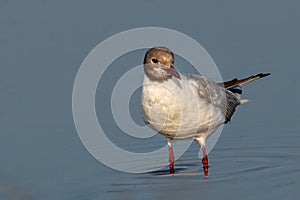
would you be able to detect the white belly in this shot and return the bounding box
[141,76,224,139]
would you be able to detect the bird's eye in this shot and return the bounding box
[151,58,158,63]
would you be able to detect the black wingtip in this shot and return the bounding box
[257,73,271,78]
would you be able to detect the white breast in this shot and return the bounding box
[141,75,225,140]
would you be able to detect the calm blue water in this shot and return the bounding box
[0,1,299,199]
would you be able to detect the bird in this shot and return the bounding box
[140,46,270,176]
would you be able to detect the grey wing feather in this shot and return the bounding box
[186,74,240,123]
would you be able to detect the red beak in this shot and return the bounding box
[164,65,181,80]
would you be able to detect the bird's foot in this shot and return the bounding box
[202,155,209,176]
[169,163,175,174]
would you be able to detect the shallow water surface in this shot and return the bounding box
[99,123,299,200]
[1,0,300,199]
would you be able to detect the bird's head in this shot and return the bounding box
[143,47,181,82]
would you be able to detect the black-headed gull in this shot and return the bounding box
[141,47,270,176]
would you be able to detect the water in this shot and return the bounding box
[0,0,300,199]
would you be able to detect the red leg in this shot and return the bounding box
[195,137,209,176]
[201,145,209,176]
[168,139,175,174]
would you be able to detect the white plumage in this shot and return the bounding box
[141,74,226,140]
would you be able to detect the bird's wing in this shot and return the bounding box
[218,73,270,89]
[186,74,240,123]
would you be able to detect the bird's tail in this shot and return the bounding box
[219,73,270,104]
